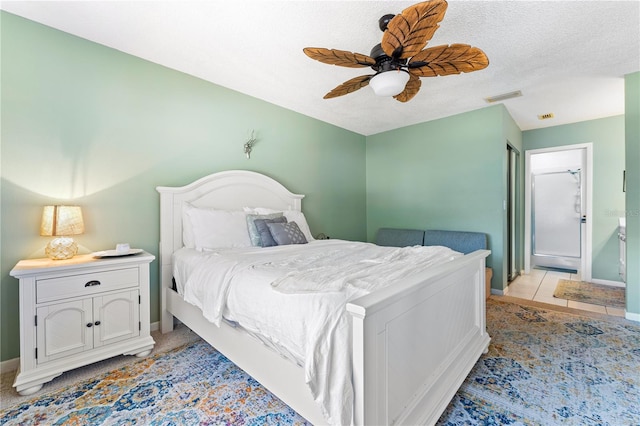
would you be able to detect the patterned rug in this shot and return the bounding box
[0,342,307,425]
[439,299,639,425]
[1,299,639,425]
[554,279,626,308]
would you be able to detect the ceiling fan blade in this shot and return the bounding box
[381,0,448,59]
[394,74,422,102]
[303,47,376,68]
[409,44,489,77]
[324,75,374,99]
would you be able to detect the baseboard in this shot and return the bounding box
[1,357,19,375]
[626,311,640,322]
[590,278,626,288]
[491,288,506,296]
[1,321,161,376]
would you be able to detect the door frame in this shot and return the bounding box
[507,143,519,281]
[524,143,593,281]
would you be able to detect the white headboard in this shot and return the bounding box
[156,170,304,267]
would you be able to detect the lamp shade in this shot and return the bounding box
[369,70,410,97]
[40,205,84,236]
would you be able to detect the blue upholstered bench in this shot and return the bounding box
[376,228,487,252]
[423,230,487,254]
[375,227,493,297]
[375,228,425,247]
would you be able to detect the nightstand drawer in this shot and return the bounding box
[36,268,139,303]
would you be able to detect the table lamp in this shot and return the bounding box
[40,205,84,260]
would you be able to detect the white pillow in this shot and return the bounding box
[182,204,196,248]
[243,207,315,241]
[185,205,251,250]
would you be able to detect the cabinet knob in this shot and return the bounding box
[94,321,101,326]
[86,323,93,328]
[85,280,101,287]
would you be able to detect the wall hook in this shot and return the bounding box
[244,131,257,159]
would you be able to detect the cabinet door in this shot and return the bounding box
[36,299,93,364]
[93,290,139,348]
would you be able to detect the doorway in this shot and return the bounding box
[525,144,593,281]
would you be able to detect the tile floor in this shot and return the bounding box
[504,268,626,317]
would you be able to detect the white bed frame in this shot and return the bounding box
[157,170,490,425]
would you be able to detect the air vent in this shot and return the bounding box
[538,113,555,120]
[484,90,522,103]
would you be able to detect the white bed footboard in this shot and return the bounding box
[348,250,490,425]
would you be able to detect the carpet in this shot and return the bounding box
[438,299,639,425]
[1,299,639,425]
[554,279,626,308]
[0,342,308,425]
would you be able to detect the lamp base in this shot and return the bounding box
[45,237,78,260]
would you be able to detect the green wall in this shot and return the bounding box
[366,104,522,291]
[625,72,640,317]
[0,13,367,362]
[522,116,626,282]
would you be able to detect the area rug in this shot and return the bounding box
[2,299,639,425]
[438,299,639,425]
[0,342,309,425]
[554,279,626,308]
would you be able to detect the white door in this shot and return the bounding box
[93,290,139,348]
[36,299,93,363]
[533,170,582,258]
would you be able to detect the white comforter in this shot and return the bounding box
[178,239,461,425]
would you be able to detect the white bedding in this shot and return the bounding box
[173,240,461,425]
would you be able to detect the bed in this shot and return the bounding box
[157,170,490,425]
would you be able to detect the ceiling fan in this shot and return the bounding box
[303,0,489,102]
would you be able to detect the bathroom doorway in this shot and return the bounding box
[525,144,593,280]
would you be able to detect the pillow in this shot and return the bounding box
[246,212,284,246]
[182,204,196,248]
[244,207,279,215]
[244,207,314,242]
[283,211,314,242]
[184,205,251,250]
[267,221,308,246]
[254,216,288,247]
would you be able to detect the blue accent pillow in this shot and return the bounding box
[246,213,283,246]
[254,216,288,247]
[267,221,308,246]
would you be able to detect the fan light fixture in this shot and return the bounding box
[40,205,84,260]
[369,70,410,97]
[303,0,489,102]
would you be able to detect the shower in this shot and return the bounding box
[532,168,583,271]
[525,145,592,278]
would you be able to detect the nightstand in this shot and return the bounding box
[10,251,156,396]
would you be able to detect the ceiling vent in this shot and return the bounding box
[538,112,555,120]
[484,90,522,103]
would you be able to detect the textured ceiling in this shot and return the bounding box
[2,1,639,136]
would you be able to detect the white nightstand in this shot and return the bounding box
[10,251,156,396]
